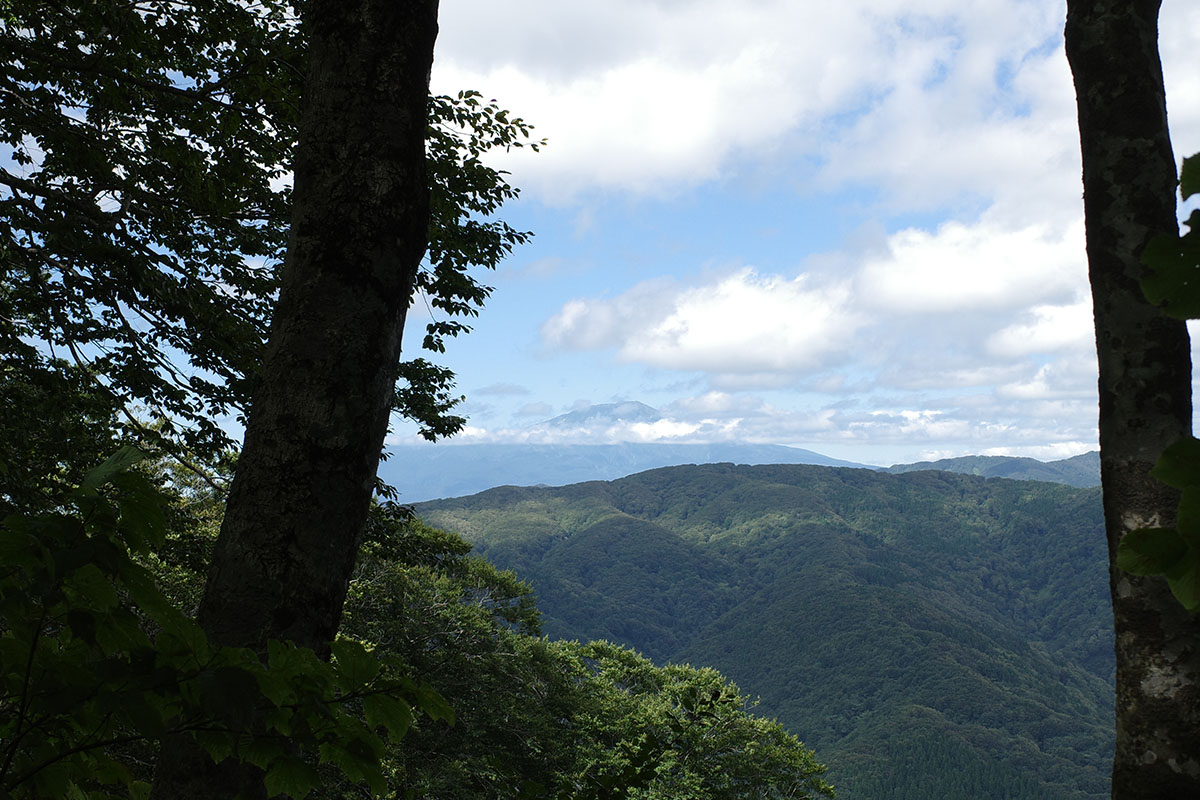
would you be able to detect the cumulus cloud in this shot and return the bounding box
[404,0,1200,463]
[539,213,1092,392]
[877,363,1029,392]
[986,297,1094,357]
[432,2,869,198]
[542,268,865,375]
[666,391,764,416]
[855,218,1087,313]
[431,0,1198,212]
[431,1,1104,205]
[997,360,1096,401]
[1160,3,1200,154]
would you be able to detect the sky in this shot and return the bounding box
[389,0,1200,467]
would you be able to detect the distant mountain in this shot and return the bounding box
[538,400,663,429]
[418,464,1112,799]
[885,451,1100,488]
[381,441,868,502]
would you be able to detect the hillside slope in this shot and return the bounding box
[884,451,1100,487]
[418,464,1113,799]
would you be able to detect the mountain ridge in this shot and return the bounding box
[381,440,1101,503]
[417,463,1113,799]
[884,450,1100,488]
[380,441,869,502]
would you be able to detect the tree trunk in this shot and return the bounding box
[1065,1,1200,796]
[151,0,439,796]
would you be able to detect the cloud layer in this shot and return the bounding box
[408,0,1200,463]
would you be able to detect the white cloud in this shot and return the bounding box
[410,1,1200,465]
[667,391,763,416]
[878,364,1029,392]
[816,37,1080,219]
[432,1,1096,204]
[855,218,1087,313]
[542,268,865,374]
[432,50,807,200]
[986,297,1094,357]
[539,277,676,350]
[626,419,702,441]
[997,360,1096,401]
[1160,3,1200,157]
[431,0,1199,216]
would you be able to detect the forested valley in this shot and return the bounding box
[420,463,1114,798]
[3,0,1200,799]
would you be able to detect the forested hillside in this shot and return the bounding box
[419,464,1114,799]
[884,451,1100,488]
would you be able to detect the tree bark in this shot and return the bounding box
[151,0,439,796]
[1065,1,1200,796]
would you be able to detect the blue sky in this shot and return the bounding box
[390,0,1200,467]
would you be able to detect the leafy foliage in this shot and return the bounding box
[0,449,447,799]
[0,1,539,465]
[1116,436,1200,610]
[1131,152,1200,611]
[0,0,298,460]
[118,484,832,799]
[0,356,123,516]
[1141,154,1200,317]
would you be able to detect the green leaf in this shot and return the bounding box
[263,706,296,737]
[414,683,454,724]
[122,692,169,738]
[268,638,322,675]
[1181,154,1200,200]
[65,563,119,611]
[193,730,235,765]
[363,761,388,796]
[31,762,73,799]
[1117,527,1189,576]
[1177,488,1200,537]
[330,638,379,692]
[239,737,285,771]
[1165,556,1200,612]
[76,446,145,496]
[111,470,169,552]
[255,669,295,708]
[318,741,363,781]
[1141,231,1200,319]
[363,693,413,742]
[0,523,36,566]
[65,608,97,643]
[94,607,152,655]
[121,563,176,621]
[1151,437,1200,489]
[264,755,320,799]
[195,665,261,729]
[157,614,211,663]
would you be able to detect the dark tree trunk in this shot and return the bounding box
[150,0,439,796]
[1065,1,1200,796]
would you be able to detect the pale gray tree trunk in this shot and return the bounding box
[1065,1,1200,796]
[151,1,439,796]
